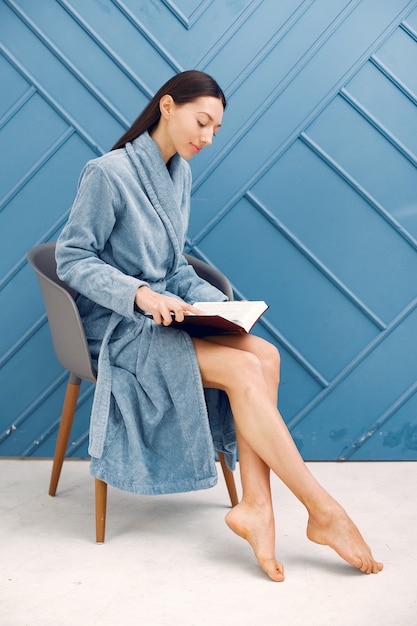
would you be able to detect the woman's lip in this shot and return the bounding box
[190,143,201,153]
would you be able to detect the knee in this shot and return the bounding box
[236,351,265,384]
[266,341,281,368]
[260,340,281,378]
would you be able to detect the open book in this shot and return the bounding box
[169,300,269,336]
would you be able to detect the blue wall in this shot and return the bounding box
[1,0,417,460]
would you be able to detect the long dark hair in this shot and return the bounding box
[111,70,226,151]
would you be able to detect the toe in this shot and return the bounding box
[262,558,285,582]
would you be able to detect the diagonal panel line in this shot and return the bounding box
[191,1,416,247]
[111,0,182,72]
[196,0,265,68]
[0,84,36,131]
[160,0,212,29]
[258,314,329,388]
[0,370,68,445]
[339,379,417,460]
[57,0,155,98]
[0,43,105,154]
[340,86,417,166]
[5,0,130,127]
[300,131,417,252]
[224,0,317,97]
[19,384,94,458]
[246,190,387,330]
[287,295,417,432]
[0,315,47,371]
[0,126,75,214]
[194,0,362,191]
[370,54,417,106]
[0,207,69,294]
[400,16,417,41]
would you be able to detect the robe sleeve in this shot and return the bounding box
[55,162,147,320]
[165,254,229,304]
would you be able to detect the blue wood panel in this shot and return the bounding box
[0,53,30,116]
[344,61,417,160]
[190,0,417,236]
[252,139,417,322]
[350,391,417,460]
[305,95,417,238]
[1,0,417,460]
[200,195,380,380]
[291,305,417,460]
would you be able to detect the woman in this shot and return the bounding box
[56,70,383,581]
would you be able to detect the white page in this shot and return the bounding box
[193,301,268,330]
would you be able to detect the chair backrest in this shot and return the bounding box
[184,253,234,301]
[27,242,97,384]
[27,243,233,383]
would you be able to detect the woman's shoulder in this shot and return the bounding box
[80,140,191,187]
[80,149,133,182]
[87,148,129,170]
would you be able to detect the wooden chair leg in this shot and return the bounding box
[95,478,107,543]
[218,451,239,507]
[49,377,81,496]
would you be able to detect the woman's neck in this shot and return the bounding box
[150,123,175,164]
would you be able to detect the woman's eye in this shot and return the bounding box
[198,121,206,128]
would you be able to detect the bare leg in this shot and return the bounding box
[227,425,285,581]
[193,335,383,579]
[207,335,284,581]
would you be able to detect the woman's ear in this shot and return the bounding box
[159,95,174,120]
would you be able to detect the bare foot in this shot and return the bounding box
[306,500,384,574]
[225,501,285,582]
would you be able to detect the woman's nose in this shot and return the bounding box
[202,131,213,146]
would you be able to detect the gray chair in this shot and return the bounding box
[27,242,238,542]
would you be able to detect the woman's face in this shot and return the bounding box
[157,95,224,162]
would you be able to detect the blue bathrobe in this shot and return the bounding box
[56,132,236,495]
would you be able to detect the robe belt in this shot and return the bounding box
[88,311,124,458]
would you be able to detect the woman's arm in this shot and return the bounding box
[56,162,147,320]
[165,254,228,304]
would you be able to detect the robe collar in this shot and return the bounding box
[125,132,187,274]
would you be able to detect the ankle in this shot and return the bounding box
[240,493,272,509]
[307,496,344,526]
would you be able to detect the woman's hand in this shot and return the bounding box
[135,286,201,326]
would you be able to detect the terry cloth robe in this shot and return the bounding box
[55,131,236,495]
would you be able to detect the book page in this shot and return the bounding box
[193,301,268,329]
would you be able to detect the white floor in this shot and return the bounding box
[0,459,416,626]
